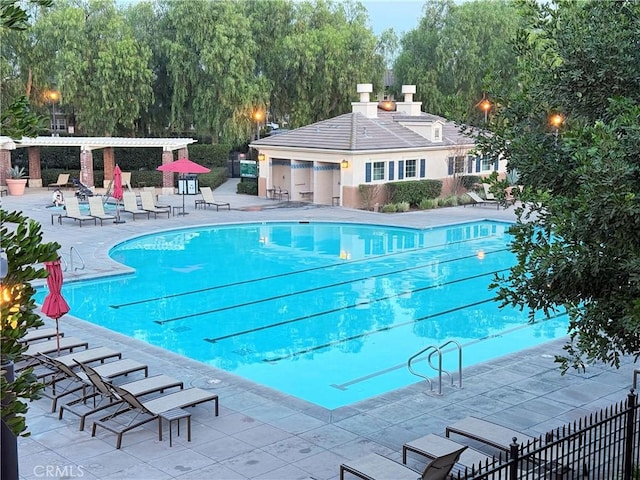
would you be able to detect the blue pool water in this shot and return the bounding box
[36,221,568,409]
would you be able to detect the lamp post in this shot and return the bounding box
[549,113,564,145]
[479,95,492,123]
[253,110,264,141]
[47,90,60,135]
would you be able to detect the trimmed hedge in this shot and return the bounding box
[40,167,228,189]
[12,143,231,171]
[237,179,258,195]
[387,180,442,206]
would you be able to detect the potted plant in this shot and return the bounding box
[5,167,28,196]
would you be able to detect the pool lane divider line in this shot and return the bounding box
[328,310,569,390]
[164,256,508,328]
[262,298,496,364]
[202,268,509,344]
[109,235,501,309]
[153,248,509,325]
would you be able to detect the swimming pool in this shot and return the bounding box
[36,221,568,409]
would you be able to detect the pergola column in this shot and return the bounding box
[103,147,115,188]
[27,146,42,188]
[80,148,94,188]
[178,147,188,159]
[161,149,174,194]
[0,149,10,186]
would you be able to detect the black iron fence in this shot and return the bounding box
[452,390,639,480]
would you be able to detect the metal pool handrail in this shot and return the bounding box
[407,339,463,395]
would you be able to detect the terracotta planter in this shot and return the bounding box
[6,179,27,196]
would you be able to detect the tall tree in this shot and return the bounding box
[476,0,640,371]
[30,0,153,135]
[393,0,521,123]
[163,0,263,145]
[268,0,384,127]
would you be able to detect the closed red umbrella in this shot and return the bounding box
[113,164,124,223]
[157,158,211,214]
[41,259,70,354]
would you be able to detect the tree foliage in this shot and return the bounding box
[475,0,640,371]
[393,0,521,123]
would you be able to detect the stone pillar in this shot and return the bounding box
[161,150,174,195]
[80,148,94,188]
[103,147,115,188]
[178,147,188,160]
[0,149,10,186]
[27,146,42,188]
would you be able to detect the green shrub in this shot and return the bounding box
[458,194,475,206]
[419,198,439,209]
[441,195,459,207]
[18,144,232,171]
[237,179,257,195]
[387,180,442,206]
[381,203,397,213]
[460,175,481,189]
[396,201,410,212]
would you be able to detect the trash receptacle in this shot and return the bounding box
[178,175,198,195]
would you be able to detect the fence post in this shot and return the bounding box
[509,437,519,480]
[623,389,637,480]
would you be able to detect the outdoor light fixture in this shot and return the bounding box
[478,94,492,123]
[549,113,564,128]
[258,153,266,162]
[549,113,565,145]
[341,159,349,169]
[380,100,395,111]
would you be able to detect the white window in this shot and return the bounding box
[448,156,466,174]
[373,162,385,180]
[434,127,441,141]
[480,156,494,172]
[405,159,417,178]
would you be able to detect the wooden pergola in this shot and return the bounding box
[0,136,197,191]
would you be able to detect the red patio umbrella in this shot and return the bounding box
[157,158,211,214]
[113,164,124,223]
[41,258,70,354]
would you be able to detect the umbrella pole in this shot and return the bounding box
[55,318,60,355]
[179,175,189,215]
[114,199,125,224]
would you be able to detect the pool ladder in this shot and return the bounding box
[60,246,85,272]
[407,340,463,395]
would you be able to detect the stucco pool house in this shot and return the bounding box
[251,84,506,209]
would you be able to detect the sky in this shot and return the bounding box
[362,0,424,35]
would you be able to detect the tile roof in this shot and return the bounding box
[252,110,473,152]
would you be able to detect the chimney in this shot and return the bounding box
[396,85,422,116]
[351,83,378,118]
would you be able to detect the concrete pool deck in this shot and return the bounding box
[2,181,637,480]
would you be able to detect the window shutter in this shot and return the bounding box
[467,156,473,174]
[398,160,404,179]
[494,157,499,171]
[388,161,394,181]
[447,157,453,175]
[420,158,425,177]
[365,162,371,182]
[476,156,481,173]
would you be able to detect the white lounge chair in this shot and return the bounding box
[340,446,466,480]
[92,382,219,448]
[88,197,116,225]
[122,192,150,220]
[445,416,536,452]
[48,173,70,190]
[139,191,170,218]
[465,190,499,209]
[59,196,97,227]
[195,186,230,211]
